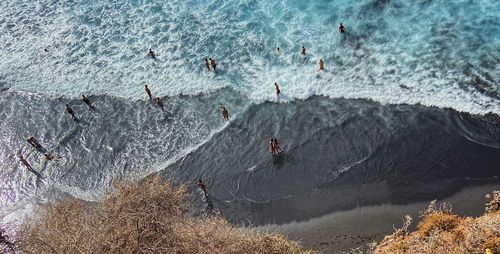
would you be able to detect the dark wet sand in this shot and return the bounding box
[259,184,500,253]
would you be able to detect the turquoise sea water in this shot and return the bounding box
[0,0,499,113]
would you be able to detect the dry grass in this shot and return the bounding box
[12,175,313,254]
[375,194,500,254]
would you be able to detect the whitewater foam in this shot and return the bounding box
[0,0,498,114]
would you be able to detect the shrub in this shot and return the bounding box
[13,175,313,254]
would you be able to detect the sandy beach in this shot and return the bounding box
[260,184,500,253]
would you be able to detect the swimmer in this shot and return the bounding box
[222,107,229,121]
[319,58,325,71]
[275,82,281,97]
[204,59,211,70]
[145,85,153,100]
[66,104,77,120]
[301,46,306,55]
[82,95,92,110]
[155,98,165,112]
[209,58,217,71]
[276,47,280,53]
[339,23,345,33]
[148,48,156,59]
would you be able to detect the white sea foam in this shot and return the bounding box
[0,0,498,114]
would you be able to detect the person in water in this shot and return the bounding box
[197,179,210,200]
[209,58,217,71]
[222,107,229,121]
[82,95,92,110]
[18,154,34,171]
[319,58,325,71]
[276,47,281,53]
[339,23,345,33]
[275,82,281,97]
[270,139,275,155]
[66,104,77,120]
[148,48,156,59]
[45,153,61,161]
[273,138,282,154]
[197,179,207,193]
[145,85,152,100]
[301,46,306,55]
[204,59,211,70]
[155,98,165,112]
[27,136,41,149]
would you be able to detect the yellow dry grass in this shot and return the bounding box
[12,175,314,254]
[375,193,500,254]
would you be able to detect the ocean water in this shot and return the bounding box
[0,0,499,230]
[1,0,499,113]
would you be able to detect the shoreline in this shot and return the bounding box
[259,183,500,253]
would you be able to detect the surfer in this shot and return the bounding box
[275,82,281,98]
[19,154,34,171]
[155,98,165,112]
[145,85,153,100]
[66,104,77,120]
[27,136,41,149]
[209,58,217,71]
[148,48,156,59]
[204,59,211,70]
[339,23,345,33]
[222,107,229,121]
[301,46,306,55]
[82,95,92,110]
[319,58,325,71]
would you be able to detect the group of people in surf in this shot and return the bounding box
[19,23,348,205]
[18,135,62,174]
[204,58,217,71]
[145,84,167,112]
